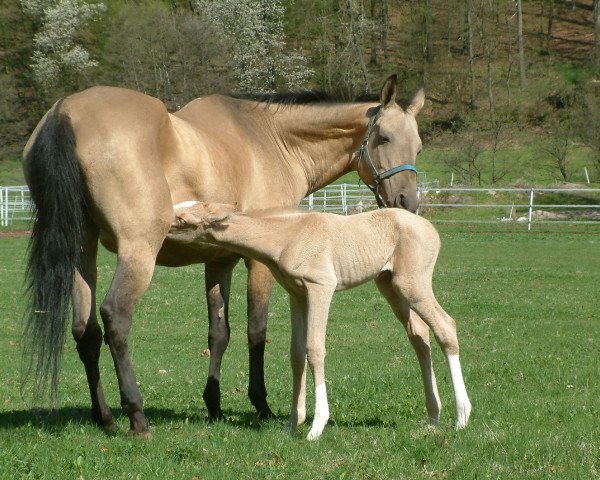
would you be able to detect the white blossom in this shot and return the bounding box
[196,0,312,92]
[21,0,106,89]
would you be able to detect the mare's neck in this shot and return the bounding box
[269,103,376,194]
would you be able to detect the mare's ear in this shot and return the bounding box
[380,74,398,110]
[406,88,425,116]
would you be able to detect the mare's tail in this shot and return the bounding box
[21,99,88,400]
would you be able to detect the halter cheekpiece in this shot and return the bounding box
[355,105,417,208]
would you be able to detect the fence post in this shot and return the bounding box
[527,188,534,231]
[341,183,347,215]
[323,190,327,212]
[1,187,6,227]
[584,167,590,184]
[308,193,313,210]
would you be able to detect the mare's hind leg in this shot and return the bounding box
[246,259,276,419]
[202,256,239,420]
[375,273,441,425]
[72,225,113,429]
[100,242,163,437]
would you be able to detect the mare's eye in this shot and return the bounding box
[378,135,390,145]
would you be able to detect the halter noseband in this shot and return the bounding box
[355,105,417,208]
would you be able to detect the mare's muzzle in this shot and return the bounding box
[393,190,419,213]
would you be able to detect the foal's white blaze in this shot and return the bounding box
[307,383,329,440]
[447,354,471,429]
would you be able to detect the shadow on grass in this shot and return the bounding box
[0,406,285,434]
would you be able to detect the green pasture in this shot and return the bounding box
[0,227,598,479]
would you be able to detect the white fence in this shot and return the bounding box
[3,184,600,230]
[0,186,32,227]
[302,185,600,230]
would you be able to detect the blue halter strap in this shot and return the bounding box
[355,105,417,208]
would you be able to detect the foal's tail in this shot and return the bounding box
[21,99,88,401]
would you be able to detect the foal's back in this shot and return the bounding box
[273,208,439,291]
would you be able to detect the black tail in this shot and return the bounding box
[22,99,88,401]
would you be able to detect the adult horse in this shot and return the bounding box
[22,75,425,437]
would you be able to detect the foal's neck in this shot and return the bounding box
[208,212,307,262]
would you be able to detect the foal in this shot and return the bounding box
[169,202,471,440]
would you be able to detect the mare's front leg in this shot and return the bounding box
[71,224,113,430]
[245,259,276,419]
[375,273,441,425]
[286,294,308,433]
[305,285,334,440]
[202,257,239,420]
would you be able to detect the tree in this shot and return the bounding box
[542,116,573,182]
[195,0,313,92]
[516,0,526,90]
[101,3,229,106]
[594,0,600,71]
[21,0,106,96]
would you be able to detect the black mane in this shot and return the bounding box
[230,90,411,108]
[229,90,335,105]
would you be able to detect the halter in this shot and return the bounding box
[355,105,417,208]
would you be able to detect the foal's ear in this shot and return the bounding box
[380,74,398,110]
[172,211,202,229]
[406,88,425,116]
[204,202,237,225]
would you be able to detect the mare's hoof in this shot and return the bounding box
[127,429,152,440]
[256,406,276,420]
[206,409,224,422]
[92,412,115,433]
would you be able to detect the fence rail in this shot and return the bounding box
[3,184,600,230]
[0,186,32,227]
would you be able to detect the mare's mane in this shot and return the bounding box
[229,90,412,109]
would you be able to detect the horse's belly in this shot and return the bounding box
[156,238,236,267]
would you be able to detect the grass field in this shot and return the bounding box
[0,228,599,479]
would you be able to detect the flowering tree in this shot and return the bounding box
[21,0,105,91]
[195,0,312,92]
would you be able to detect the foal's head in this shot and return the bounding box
[356,75,425,212]
[170,201,237,241]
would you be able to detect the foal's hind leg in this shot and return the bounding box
[72,225,113,429]
[375,273,441,425]
[401,282,471,429]
[100,242,163,437]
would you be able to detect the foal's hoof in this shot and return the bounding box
[127,429,152,440]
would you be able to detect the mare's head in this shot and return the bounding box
[170,202,237,241]
[356,75,425,212]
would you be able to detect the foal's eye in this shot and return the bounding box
[378,135,390,145]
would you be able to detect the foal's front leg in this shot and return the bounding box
[304,285,334,440]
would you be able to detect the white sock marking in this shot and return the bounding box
[307,383,329,440]
[447,354,471,429]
